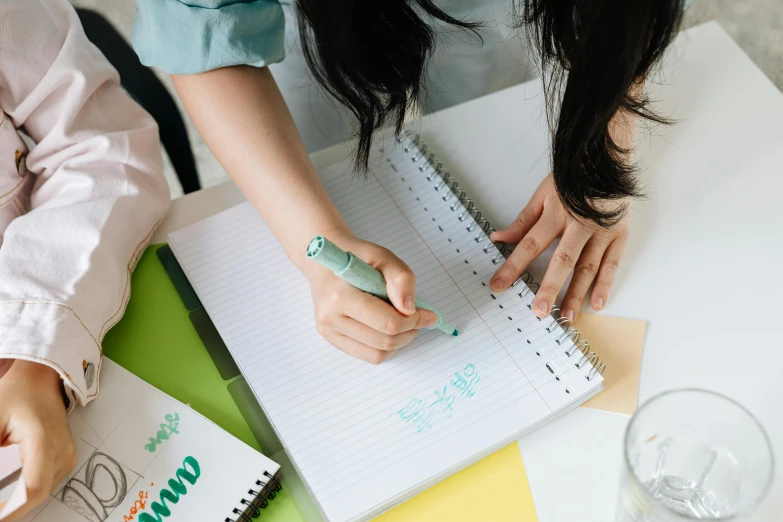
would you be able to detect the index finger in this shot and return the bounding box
[343,288,437,335]
[490,218,559,292]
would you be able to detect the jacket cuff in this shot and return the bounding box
[0,301,101,411]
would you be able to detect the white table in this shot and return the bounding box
[154,22,782,520]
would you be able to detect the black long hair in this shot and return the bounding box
[295,0,683,227]
[520,0,684,226]
[295,0,479,169]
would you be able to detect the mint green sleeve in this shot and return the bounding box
[131,0,285,75]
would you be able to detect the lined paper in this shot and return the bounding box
[169,136,603,522]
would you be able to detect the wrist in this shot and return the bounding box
[13,360,65,402]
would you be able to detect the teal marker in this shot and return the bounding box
[306,235,458,337]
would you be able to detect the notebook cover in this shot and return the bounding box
[102,244,302,522]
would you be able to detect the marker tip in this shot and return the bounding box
[452,330,459,337]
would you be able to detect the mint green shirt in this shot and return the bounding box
[132,0,286,74]
[132,0,695,75]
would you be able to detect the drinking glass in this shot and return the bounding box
[616,389,774,521]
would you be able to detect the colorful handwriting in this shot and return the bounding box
[144,413,180,453]
[137,456,201,522]
[122,490,149,521]
[398,363,480,433]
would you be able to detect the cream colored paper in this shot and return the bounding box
[575,314,647,415]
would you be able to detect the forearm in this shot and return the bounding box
[172,66,350,273]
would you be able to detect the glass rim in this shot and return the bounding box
[623,388,775,517]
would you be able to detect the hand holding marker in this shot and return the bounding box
[307,235,458,337]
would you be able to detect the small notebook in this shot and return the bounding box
[4,359,280,522]
[168,133,607,522]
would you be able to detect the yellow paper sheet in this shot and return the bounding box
[374,444,538,522]
[575,313,647,415]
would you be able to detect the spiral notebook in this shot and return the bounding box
[4,359,280,522]
[168,133,606,522]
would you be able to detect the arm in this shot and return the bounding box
[0,0,170,405]
[0,0,169,515]
[172,66,436,364]
[172,66,349,275]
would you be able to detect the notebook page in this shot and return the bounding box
[18,359,279,522]
[369,138,603,402]
[169,141,602,521]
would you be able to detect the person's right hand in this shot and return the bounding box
[0,359,77,521]
[306,235,438,364]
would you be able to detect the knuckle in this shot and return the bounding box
[563,294,584,307]
[378,335,397,352]
[315,322,329,338]
[326,289,342,307]
[519,236,540,255]
[554,250,577,269]
[576,262,599,277]
[314,310,330,327]
[539,282,560,296]
[384,317,402,335]
[396,270,415,286]
[514,213,529,228]
[26,482,50,504]
[500,256,524,277]
[604,258,621,272]
[366,246,391,267]
[417,313,432,329]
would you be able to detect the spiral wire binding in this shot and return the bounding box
[398,131,606,381]
[225,470,282,522]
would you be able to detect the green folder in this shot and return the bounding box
[103,245,305,521]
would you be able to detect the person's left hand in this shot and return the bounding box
[0,360,76,521]
[489,175,630,322]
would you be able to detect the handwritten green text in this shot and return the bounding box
[144,413,180,453]
[138,456,200,522]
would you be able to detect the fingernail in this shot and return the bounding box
[427,314,438,328]
[536,300,549,315]
[404,296,415,313]
[595,297,604,310]
[563,309,574,322]
[490,276,506,291]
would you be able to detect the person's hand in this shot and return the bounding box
[306,235,438,364]
[0,360,77,521]
[489,175,630,322]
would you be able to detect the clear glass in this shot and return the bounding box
[616,389,774,521]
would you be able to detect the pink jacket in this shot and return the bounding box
[0,0,170,409]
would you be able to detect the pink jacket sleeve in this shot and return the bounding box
[0,0,170,408]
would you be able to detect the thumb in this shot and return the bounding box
[375,250,417,316]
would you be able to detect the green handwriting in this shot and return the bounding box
[138,456,201,522]
[144,413,180,453]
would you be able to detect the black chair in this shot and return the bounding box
[76,8,201,194]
